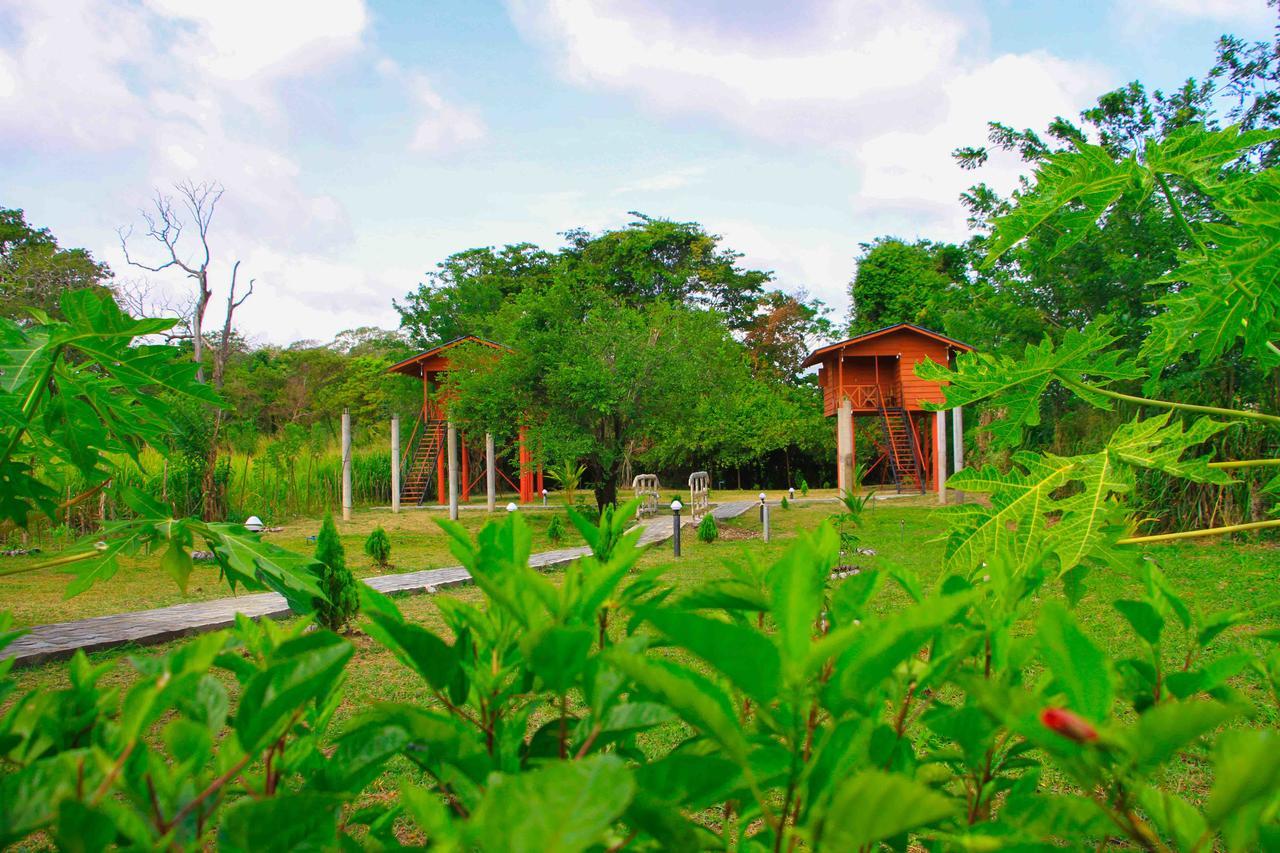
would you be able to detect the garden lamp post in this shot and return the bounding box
[671,499,683,557]
[506,501,518,513]
[759,491,766,522]
[789,486,795,501]
[542,488,548,506]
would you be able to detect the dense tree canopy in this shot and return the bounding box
[847,238,967,335]
[0,207,111,321]
[401,215,832,507]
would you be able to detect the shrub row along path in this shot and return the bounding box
[4,501,757,666]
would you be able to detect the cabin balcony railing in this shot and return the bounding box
[823,383,903,415]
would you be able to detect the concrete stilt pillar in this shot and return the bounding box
[391,415,400,514]
[837,398,854,496]
[485,432,496,512]
[952,405,964,502]
[935,410,947,505]
[341,408,352,521]
[447,421,459,521]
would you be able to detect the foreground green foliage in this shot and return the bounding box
[3,504,1277,850]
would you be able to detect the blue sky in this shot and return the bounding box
[1,0,1275,343]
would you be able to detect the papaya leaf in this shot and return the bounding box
[917,323,1143,448]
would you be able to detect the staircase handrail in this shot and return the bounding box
[399,407,425,489]
[905,409,928,494]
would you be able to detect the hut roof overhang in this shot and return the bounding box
[387,335,511,376]
[801,323,973,369]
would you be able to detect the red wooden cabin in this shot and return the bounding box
[387,336,541,505]
[802,323,973,495]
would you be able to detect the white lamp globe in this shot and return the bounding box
[671,499,683,512]
[244,515,264,532]
[759,492,766,502]
[506,502,518,512]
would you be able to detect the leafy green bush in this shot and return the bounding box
[546,512,565,544]
[312,512,360,632]
[696,512,718,543]
[363,525,392,568]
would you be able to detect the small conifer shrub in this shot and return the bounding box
[697,513,718,543]
[781,496,790,510]
[797,474,809,496]
[364,525,392,568]
[547,513,565,544]
[313,512,360,632]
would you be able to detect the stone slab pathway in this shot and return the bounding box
[4,501,755,667]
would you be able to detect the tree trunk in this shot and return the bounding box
[591,459,619,511]
[193,269,210,384]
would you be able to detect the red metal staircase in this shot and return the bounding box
[400,418,446,505]
[877,389,926,494]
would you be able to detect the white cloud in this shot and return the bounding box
[377,60,488,153]
[507,0,1107,235]
[142,0,368,81]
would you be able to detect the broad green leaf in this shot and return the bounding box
[937,453,1077,573]
[819,770,957,849]
[1206,729,1280,829]
[917,323,1144,448]
[471,755,635,853]
[606,650,749,762]
[1126,700,1239,770]
[526,625,594,694]
[983,141,1142,265]
[643,607,780,703]
[1114,599,1166,647]
[1138,786,1209,852]
[767,528,830,672]
[218,792,345,852]
[1037,602,1111,722]
[235,631,353,753]
[361,594,461,691]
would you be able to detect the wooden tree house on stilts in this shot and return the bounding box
[803,323,973,500]
[387,336,540,509]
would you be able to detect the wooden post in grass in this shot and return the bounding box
[935,410,947,505]
[485,432,496,512]
[391,415,401,514]
[341,408,352,521]
[447,421,459,521]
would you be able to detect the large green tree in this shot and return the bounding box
[0,207,111,321]
[848,238,967,335]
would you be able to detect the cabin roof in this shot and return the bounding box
[387,335,511,376]
[801,323,973,368]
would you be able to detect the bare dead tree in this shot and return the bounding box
[119,180,224,383]
[119,182,259,520]
[113,277,197,343]
[213,261,254,389]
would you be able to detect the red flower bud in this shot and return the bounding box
[1040,707,1098,743]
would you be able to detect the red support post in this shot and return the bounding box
[461,440,471,502]
[518,427,533,503]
